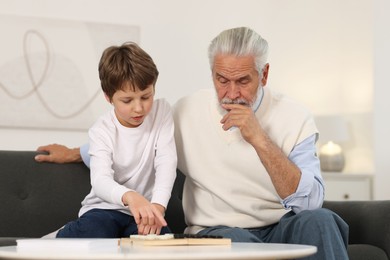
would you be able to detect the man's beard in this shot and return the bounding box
[219,86,263,112]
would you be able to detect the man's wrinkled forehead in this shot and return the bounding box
[212,55,258,77]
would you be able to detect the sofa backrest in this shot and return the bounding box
[0,150,187,237]
[0,150,91,237]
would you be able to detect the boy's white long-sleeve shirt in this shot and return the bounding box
[79,99,177,217]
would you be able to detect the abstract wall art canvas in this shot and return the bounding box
[0,15,139,130]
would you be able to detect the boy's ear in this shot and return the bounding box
[104,93,112,104]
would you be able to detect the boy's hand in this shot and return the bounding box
[137,204,166,235]
[122,191,167,235]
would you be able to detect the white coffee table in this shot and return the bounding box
[0,239,317,260]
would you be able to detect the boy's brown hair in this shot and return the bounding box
[98,42,159,100]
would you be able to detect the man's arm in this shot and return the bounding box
[221,103,323,212]
[251,130,302,199]
[221,103,301,199]
[35,143,90,167]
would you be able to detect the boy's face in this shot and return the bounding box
[107,83,154,128]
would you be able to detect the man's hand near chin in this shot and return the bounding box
[220,103,263,144]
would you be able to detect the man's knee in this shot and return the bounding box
[198,226,261,242]
[300,208,347,228]
[296,208,348,241]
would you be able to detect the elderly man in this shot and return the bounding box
[36,27,348,259]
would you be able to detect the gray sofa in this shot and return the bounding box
[0,150,389,259]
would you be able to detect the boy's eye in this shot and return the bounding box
[142,95,152,100]
[122,99,131,104]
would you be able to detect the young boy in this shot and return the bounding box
[56,42,177,238]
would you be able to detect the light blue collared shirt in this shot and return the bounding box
[283,134,324,213]
[80,143,90,168]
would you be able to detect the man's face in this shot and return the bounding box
[212,54,268,108]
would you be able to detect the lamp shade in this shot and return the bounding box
[315,115,349,144]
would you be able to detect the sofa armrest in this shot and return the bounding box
[323,200,390,258]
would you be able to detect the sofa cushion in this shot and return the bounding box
[348,244,388,260]
[165,169,186,233]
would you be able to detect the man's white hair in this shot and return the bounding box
[208,27,269,74]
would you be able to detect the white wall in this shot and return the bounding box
[1,0,384,197]
[373,0,390,199]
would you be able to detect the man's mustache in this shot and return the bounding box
[220,98,251,107]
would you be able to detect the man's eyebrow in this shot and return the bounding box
[215,72,227,78]
[238,75,251,81]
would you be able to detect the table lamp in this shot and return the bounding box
[315,115,349,172]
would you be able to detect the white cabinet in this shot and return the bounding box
[322,172,373,201]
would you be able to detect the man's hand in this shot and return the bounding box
[122,191,167,235]
[220,103,263,144]
[35,144,82,163]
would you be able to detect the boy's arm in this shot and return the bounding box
[151,101,178,208]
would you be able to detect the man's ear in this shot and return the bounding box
[261,63,270,86]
